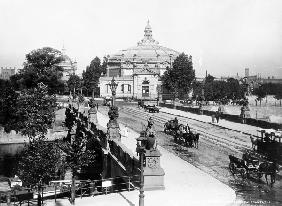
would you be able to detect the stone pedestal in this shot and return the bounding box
[143,149,165,191]
[107,119,121,141]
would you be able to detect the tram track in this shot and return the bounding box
[120,106,252,153]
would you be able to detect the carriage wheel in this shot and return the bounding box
[240,169,247,179]
[229,163,236,175]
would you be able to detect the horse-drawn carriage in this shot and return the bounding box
[250,129,282,164]
[229,152,279,184]
[164,118,200,148]
[138,100,159,113]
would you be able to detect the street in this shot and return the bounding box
[98,102,282,206]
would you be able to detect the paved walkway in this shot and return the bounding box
[160,107,263,136]
[46,110,236,206]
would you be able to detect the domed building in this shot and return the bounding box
[57,47,77,81]
[99,21,180,99]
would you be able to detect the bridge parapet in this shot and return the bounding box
[69,107,140,179]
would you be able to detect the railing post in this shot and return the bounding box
[128,176,131,192]
[90,182,94,196]
[55,185,57,202]
[6,192,11,206]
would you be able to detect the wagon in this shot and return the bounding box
[228,154,262,179]
[144,105,159,113]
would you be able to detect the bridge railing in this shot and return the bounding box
[69,106,141,178]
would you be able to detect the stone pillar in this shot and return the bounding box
[107,106,121,141]
[143,149,165,191]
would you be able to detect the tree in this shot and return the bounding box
[161,53,195,99]
[16,47,65,94]
[3,83,57,141]
[57,119,95,204]
[226,78,243,100]
[205,74,215,83]
[274,84,282,106]
[17,140,62,186]
[192,80,203,100]
[67,74,81,95]
[0,81,19,127]
[253,85,266,106]
[82,57,103,97]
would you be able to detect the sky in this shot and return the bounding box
[0,0,281,78]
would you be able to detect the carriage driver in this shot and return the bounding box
[147,116,154,128]
[174,117,179,127]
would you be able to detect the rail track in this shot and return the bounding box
[120,106,253,153]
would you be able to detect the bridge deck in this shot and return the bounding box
[46,110,236,206]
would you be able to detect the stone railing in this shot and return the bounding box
[68,106,140,177]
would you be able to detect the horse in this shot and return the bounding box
[249,135,258,151]
[258,161,279,185]
[193,133,200,149]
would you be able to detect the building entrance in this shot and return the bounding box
[142,86,149,97]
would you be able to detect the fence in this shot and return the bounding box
[160,103,282,130]
[0,175,141,206]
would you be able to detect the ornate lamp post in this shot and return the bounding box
[136,132,146,206]
[108,77,118,106]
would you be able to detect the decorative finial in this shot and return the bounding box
[62,43,66,54]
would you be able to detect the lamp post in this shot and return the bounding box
[136,132,146,206]
[109,77,118,106]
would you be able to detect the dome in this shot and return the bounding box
[60,54,72,66]
[109,21,180,63]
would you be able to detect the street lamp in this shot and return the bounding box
[136,132,147,206]
[109,77,118,106]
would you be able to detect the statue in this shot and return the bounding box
[88,103,98,125]
[144,117,157,150]
[240,101,251,123]
[107,106,121,141]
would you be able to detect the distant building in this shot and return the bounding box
[0,67,16,80]
[57,47,77,81]
[99,21,180,99]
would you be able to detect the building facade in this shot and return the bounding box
[0,67,16,80]
[99,21,180,99]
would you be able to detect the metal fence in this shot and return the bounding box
[0,175,141,205]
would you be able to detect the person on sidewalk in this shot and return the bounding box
[215,111,220,123]
[123,125,129,139]
[212,114,216,123]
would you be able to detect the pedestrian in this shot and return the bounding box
[212,114,215,123]
[215,111,220,123]
[123,125,129,139]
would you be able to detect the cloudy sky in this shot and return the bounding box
[0,0,281,78]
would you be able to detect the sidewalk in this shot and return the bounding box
[160,107,263,136]
[47,111,236,206]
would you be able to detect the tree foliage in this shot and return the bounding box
[58,114,96,204]
[253,85,267,105]
[14,47,65,94]
[67,74,81,94]
[82,57,104,96]
[17,140,62,186]
[2,83,57,140]
[192,76,244,103]
[161,53,195,99]
[0,81,19,127]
